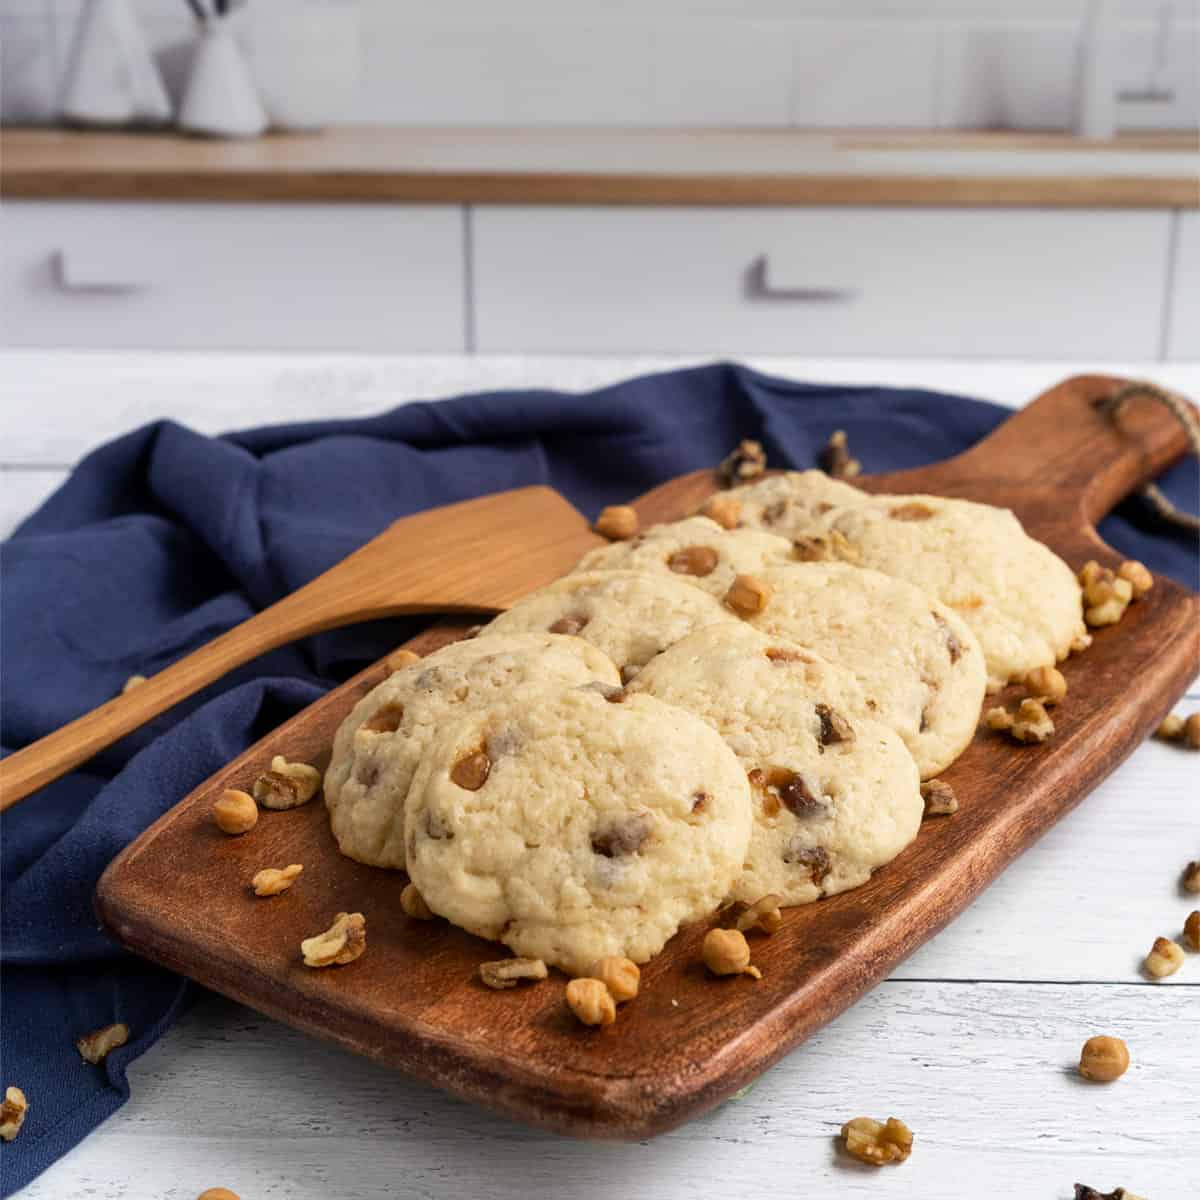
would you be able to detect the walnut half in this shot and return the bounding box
[479,958,548,990]
[253,755,322,810]
[301,912,366,968]
[841,1116,913,1166]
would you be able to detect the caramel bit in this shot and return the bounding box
[593,505,639,541]
[362,702,405,734]
[889,502,935,522]
[818,429,861,480]
[450,749,491,791]
[840,1116,913,1166]
[932,612,963,663]
[792,530,861,564]
[479,957,548,990]
[699,493,742,530]
[921,779,958,816]
[782,841,831,885]
[750,767,825,818]
[815,703,853,746]
[667,545,720,577]
[690,791,710,814]
[548,613,589,635]
[724,573,772,618]
[592,812,654,857]
[385,648,421,672]
[765,645,810,665]
[717,438,767,486]
[76,1022,130,1065]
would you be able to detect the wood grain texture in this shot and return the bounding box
[94,375,1200,1140]
[2,129,1197,208]
[0,487,602,809]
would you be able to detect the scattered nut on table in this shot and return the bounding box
[589,956,640,1003]
[1183,910,1200,953]
[385,648,421,672]
[921,779,958,816]
[1025,665,1067,705]
[724,573,772,618]
[1157,713,1185,741]
[1116,559,1153,599]
[0,1087,28,1142]
[479,958,548,990]
[251,864,303,897]
[699,493,742,530]
[76,1022,129,1065]
[840,1116,913,1166]
[733,894,783,935]
[253,755,322,810]
[1143,936,1184,979]
[1074,1186,1146,1200]
[212,789,258,835]
[702,928,762,979]
[593,505,639,541]
[565,977,616,1026]
[301,912,366,968]
[1078,1035,1130,1082]
[121,674,146,694]
[401,883,436,920]
[197,1190,241,1200]
[1184,862,1200,894]
[818,429,861,480]
[717,438,766,486]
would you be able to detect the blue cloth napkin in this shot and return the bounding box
[2,363,1195,1195]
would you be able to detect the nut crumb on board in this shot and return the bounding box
[301,912,366,968]
[589,956,640,1003]
[212,789,258,835]
[1024,665,1067,705]
[253,756,322,810]
[251,864,303,897]
[702,928,762,979]
[921,779,958,816]
[479,958,548,990]
[76,1022,130,1065]
[565,977,616,1026]
[840,1116,913,1166]
[985,699,1054,744]
[593,505,639,541]
[732,894,783,935]
[0,1087,28,1142]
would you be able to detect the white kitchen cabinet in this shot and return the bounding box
[473,207,1172,359]
[1166,211,1200,361]
[1,202,466,351]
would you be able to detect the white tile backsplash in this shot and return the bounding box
[3,0,1196,130]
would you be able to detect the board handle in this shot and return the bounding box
[878,374,1197,529]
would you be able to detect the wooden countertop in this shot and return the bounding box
[3,127,1198,207]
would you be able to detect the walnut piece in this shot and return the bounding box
[815,703,854,746]
[548,613,589,635]
[592,812,654,857]
[565,977,616,1025]
[0,1087,27,1142]
[401,883,436,920]
[702,928,761,979]
[122,673,147,694]
[1183,861,1200,894]
[889,502,934,522]
[1078,1035,1129,1082]
[841,1116,913,1166]
[1143,935,1184,979]
[593,505,639,541]
[212,789,258,835]
[1157,713,1185,740]
[792,530,861,564]
[733,894,783,935]
[818,429,861,480]
[667,545,720,577]
[1075,1186,1146,1200]
[782,841,831,885]
[361,702,405,734]
[590,956,640,1003]
[717,439,766,486]
[76,1022,130,1065]
[699,493,742,530]
[1079,560,1134,627]
[1117,559,1153,599]
[984,705,1014,731]
[921,779,958,816]
[198,1190,242,1200]
[1183,910,1200,952]
[1025,665,1067,705]
[479,957,548,990]
[450,748,491,791]
[253,755,322,810]
[1011,698,1054,743]
[252,863,303,897]
[301,912,366,968]
[1187,714,1200,749]
[724,573,772,617]
[385,648,421,672]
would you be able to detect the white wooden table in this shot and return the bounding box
[3,352,1197,1200]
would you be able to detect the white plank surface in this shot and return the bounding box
[3,351,1198,1200]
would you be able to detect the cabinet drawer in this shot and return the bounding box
[1166,212,1200,361]
[2,202,465,351]
[474,207,1170,358]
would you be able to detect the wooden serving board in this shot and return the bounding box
[96,375,1199,1140]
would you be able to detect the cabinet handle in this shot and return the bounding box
[55,249,154,293]
[747,254,858,303]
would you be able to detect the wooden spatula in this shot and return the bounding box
[0,487,602,810]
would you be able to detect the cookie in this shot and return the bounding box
[482,569,739,680]
[731,475,1085,689]
[629,624,923,907]
[324,633,620,870]
[723,470,867,534]
[747,563,986,778]
[571,515,796,599]
[404,685,752,975]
